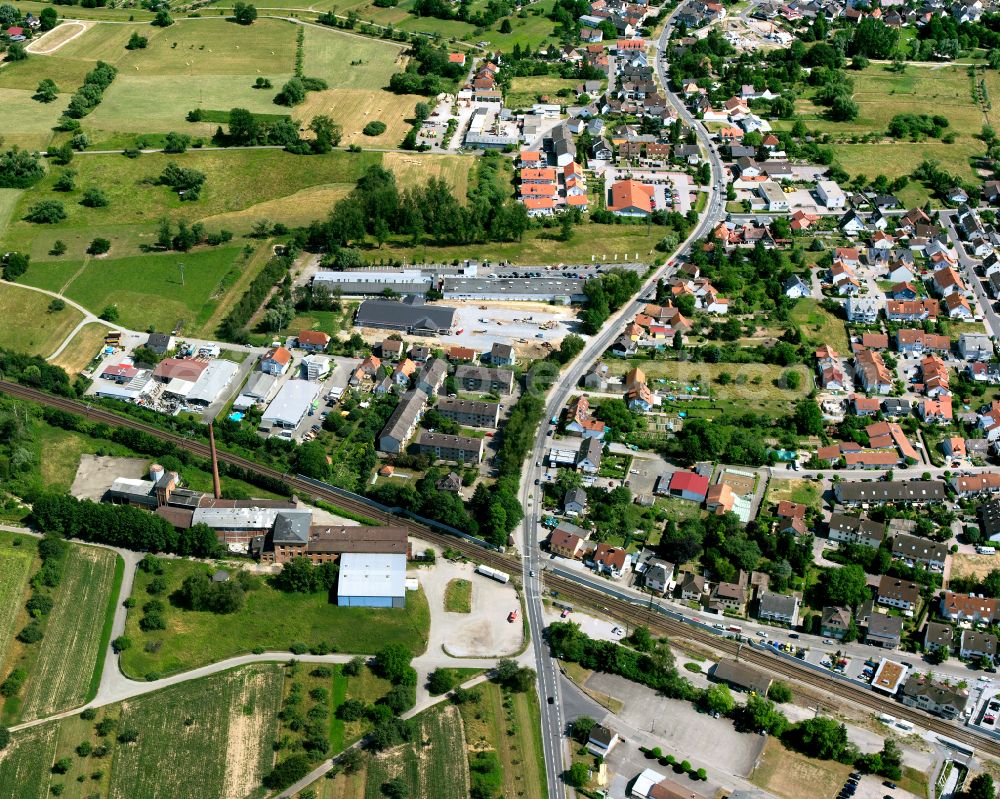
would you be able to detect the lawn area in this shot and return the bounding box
[506,76,587,109]
[56,247,240,333]
[444,578,472,613]
[0,282,83,358]
[0,189,22,242]
[302,25,408,90]
[50,322,111,376]
[120,558,430,677]
[603,358,812,405]
[765,478,822,511]
[789,298,849,353]
[19,545,120,721]
[751,737,851,799]
[458,681,547,799]
[387,223,662,264]
[382,152,472,200]
[106,665,282,799]
[0,87,68,151]
[1,149,383,260]
[0,536,35,670]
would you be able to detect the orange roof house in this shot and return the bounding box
[608,179,654,216]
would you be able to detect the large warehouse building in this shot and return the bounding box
[261,379,320,429]
[337,552,407,608]
[313,269,433,295]
[355,296,456,335]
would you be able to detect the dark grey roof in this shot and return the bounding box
[418,432,482,453]
[836,480,947,504]
[713,659,771,693]
[356,297,456,333]
[891,533,948,563]
[867,614,903,639]
[380,390,428,445]
[924,621,953,648]
[902,675,968,710]
[565,487,587,506]
[272,510,313,545]
[146,332,172,354]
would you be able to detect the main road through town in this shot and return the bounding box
[518,16,727,797]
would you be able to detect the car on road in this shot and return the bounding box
[529,570,535,577]
[823,638,834,644]
[561,608,570,618]
[756,631,767,638]
[547,696,554,704]
[883,782,896,790]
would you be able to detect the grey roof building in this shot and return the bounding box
[355,296,456,335]
[756,592,799,626]
[712,659,772,694]
[924,621,954,652]
[835,480,947,505]
[378,390,428,454]
[901,675,968,719]
[417,358,448,396]
[866,614,904,648]
[454,364,515,394]
[417,432,484,463]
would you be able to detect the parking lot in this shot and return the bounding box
[416,552,524,658]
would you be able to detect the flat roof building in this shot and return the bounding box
[337,552,407,608]
[313,269,433,295]
[187,359,240,406]
[261,380,320,429]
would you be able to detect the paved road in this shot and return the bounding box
[516,12,727,798]
[939,210,1000,341]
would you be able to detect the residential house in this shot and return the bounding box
[827,513,885,548]
[923,621,954,653]
[757,592,800,626]
[587,724,619,757]
[821,605,853,640]
[644,559,675,595]
[901,675,968,719]
[877,575,919,611]
[866,613,904,649]
[940,591,1000,623]
[710,580,746,613]
[706,482,735,516]
[591,543,632,579]
[678,572,706,602]
[891,533,948,570]
[960,629,998,661]
[261,347,292,376]
[297,330,331,352]
[549,523,587,559]
[564,487,588,516]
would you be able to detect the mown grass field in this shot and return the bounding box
[108,665,283,799]
[785,64,998,194]
[35,247,242,334]
[301,25,408,90]
[765,478,822,511]
[0,282,83,358]
[49,322,110,376]
[0,87,68,151]
[294,87,425,148]
[0,722,58,799]
[121,559,430,677]
[752,737,851,799]
[0,537,35,668]
[506,76,586,109]
[20,545,119,721]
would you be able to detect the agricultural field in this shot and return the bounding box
[294,87,426,148]
[23,247,245,334]
[19,545,120,721]
[0,665,284,799]
[49,322,110,376]
[109,665,282,799]
[121,559,430,677]
[0,535,36,668]
[0,282,83,358]
[0,722,58,799]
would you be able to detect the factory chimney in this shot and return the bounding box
[208,422,222,500]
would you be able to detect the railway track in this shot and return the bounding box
[5,380,1000,757]
[545,574,1000,758]
[0,381,522,576]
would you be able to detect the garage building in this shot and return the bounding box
[337,552,407,608]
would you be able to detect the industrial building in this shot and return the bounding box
[266,523,410,564]
[313,269,433,296]
[93,371,155,402]
[337,552,407,608]
[261,379,320,429]
[187,360,240,406]
[355,296,457,335]
[232,371,279,411]
[441,276,585,303]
